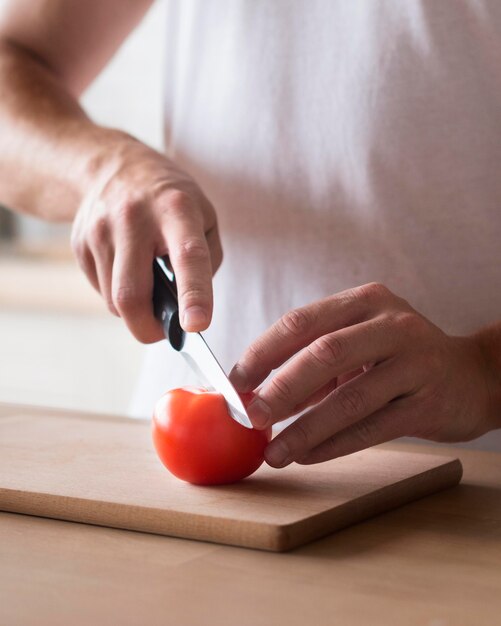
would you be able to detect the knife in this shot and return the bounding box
[152,257,252,428]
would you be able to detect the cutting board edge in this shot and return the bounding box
[275,456,464,551]
[0,455,463,553]
[0,487,283,551]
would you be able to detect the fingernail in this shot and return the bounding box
[229,364,249,391]
[265,439,291,467]
[182,306,207,329]
[247,398,272,429]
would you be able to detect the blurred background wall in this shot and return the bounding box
[0,1,167,416]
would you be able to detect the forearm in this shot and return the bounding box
[0,39,129,221]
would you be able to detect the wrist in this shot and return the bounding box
[79,126,140,194]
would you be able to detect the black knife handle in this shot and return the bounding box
[152,258,185,351]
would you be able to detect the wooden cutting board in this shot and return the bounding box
[0,405,462,551]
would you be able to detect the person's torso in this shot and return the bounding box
[132,0,501,450]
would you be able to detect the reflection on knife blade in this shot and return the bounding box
[180,332,253,428]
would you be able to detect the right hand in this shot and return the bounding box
[71,134,222,342]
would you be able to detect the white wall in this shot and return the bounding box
[82,0,166,151]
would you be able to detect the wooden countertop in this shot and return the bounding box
[1,406,500,625]
[0,243,106,314]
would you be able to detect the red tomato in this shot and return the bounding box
[152,387,271,485]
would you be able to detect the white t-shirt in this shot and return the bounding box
[131,0,501,450]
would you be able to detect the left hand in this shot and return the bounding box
[229,283,497,468]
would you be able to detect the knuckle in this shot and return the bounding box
[113,285,143,311]
[355,282,390,304]
[393,311,428,340]
[115,200,143,227]
[332,385,366,419]
[178,284,209,307]
[245,341,267,366]
[279,307,312,338]
[172,238,210,267]
[165,189,195,216]
[308,333,346,367]
[269,375,294,404]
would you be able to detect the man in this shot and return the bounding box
[1,0,500,468]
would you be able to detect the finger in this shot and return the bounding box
[230,282,392,392]
[292,377,340,415]
[72,241,100,293]
[94,245,118,316]
[161,191,214,331]
[247,317,398,428]
[337,366,368,386]
[112,235,163,344]
[263,357,416,468]
[87,226,118,316]
[297,397,417,464]
[288,367,368,415]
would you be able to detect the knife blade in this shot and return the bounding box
[152,257,252,428]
